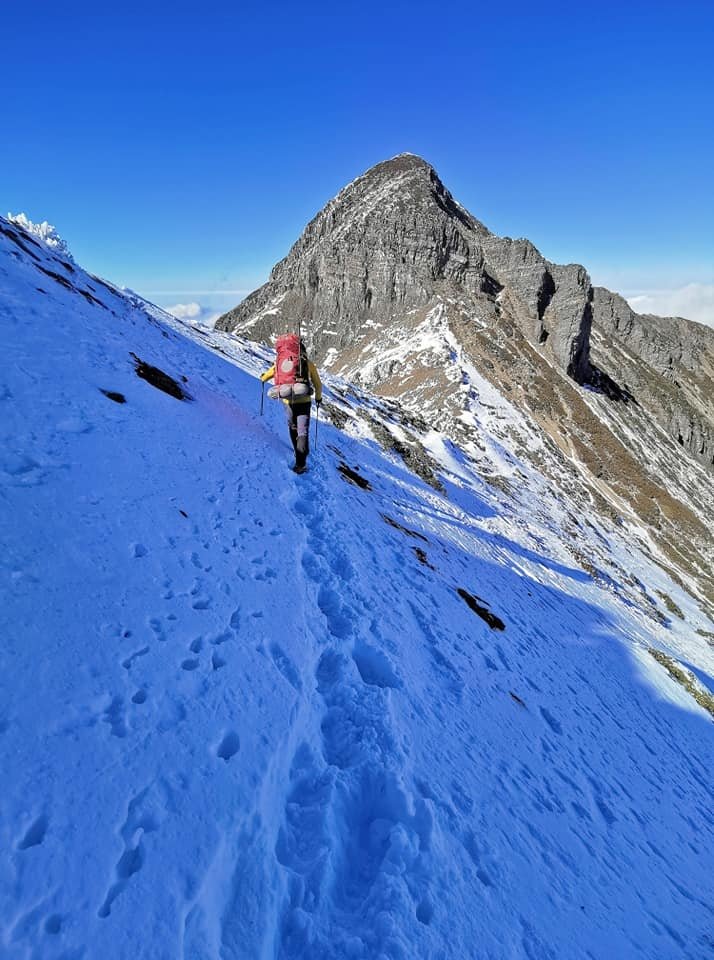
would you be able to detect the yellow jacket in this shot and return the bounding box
[260,360,322,405]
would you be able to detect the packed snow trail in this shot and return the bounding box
[1,217,712,959]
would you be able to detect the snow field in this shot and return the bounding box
[1,217,712,959]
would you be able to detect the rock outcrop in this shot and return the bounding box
[217,154,593,383]
[217,154,714,605]
[590,287,714,467]
[218,153,713,469]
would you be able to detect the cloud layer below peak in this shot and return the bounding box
[625,283,714,328]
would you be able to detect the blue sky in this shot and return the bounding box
[2,1,713,323]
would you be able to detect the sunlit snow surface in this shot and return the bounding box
[1,216,712,959]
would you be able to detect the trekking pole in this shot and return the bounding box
[260,381,265,416]
[314,401,319,448]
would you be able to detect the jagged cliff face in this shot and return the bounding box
[218,154,593,382]
[590,288,714,468]
[217,154,714,606]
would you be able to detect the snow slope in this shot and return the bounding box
[1,215,713,960]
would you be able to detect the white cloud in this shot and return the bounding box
[624,284,714,328]
[164,301,202,320]
[161,302,228,330]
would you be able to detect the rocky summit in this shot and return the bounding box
[218,153,592,381]
[217,154,714,608]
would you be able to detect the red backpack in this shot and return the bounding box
[274,334,312,398]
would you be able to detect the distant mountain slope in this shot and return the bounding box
[2,214,713,959]
[216,154,714,609]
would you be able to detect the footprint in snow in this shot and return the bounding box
[17,814,48,851]
[416,897,434,925]
[56,416,93,434]
[274,743,334,896]
[462,831,497,888]
[216,731,240,762]
[10,897,56,943]
[269,644,302,691]
[315,648,348,694]
[122,645,149,669]
[103,696,127,738]
[540,706,563,735]
[44,914,62,935]
[148,618,166,641]
[450,780,474,816]
[0,453,47,485]
[316,585,354,640]
[97,790,160,919]
[352,643,402,689]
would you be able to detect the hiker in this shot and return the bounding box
[261,334,322,473]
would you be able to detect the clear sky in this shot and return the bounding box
[2,1,713,324]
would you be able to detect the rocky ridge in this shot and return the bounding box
[217,154,714,607]
[219,154,594,383]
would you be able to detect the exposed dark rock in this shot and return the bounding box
[457,588,506,630]
[217,153,592,384]
[359,410,444,491]
[655,590,685,620]
[381,514,428,542]
[413,547,434,569]
[0,222,41,260]
[321,401,351,430]
[90,275,119,297]
[36,264,73,290]
[586,365,636,404]
[590,287,714,468]
[337,462,371,490]
[648,647,714,718]
[130,354,191,401]
[79,288,108,309]
[100,389,126,404]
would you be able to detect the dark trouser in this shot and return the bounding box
[285,402,311,468]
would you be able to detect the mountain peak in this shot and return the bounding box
[364,152,435,177]
[340,153,463,215]
[217,155,596,379]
